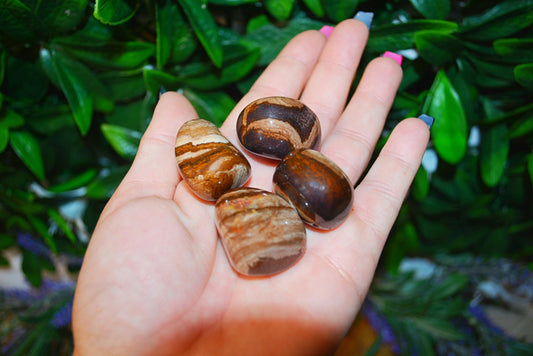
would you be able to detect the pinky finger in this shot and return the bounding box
[352,117,431,243]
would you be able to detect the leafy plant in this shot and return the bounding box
[1,0,532,354]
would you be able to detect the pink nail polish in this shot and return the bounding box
[383,51,403,66]
[319,25,334,38]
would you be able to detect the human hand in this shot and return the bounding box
[72,19,430,356]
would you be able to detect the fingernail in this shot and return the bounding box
[319,25,334,38]
[383,51,403,66]
[418,114,435,129]
[158,86,167,100]
[353,11,374,29]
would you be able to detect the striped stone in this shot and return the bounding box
[215,188,306,276]
[236,96,321,159]
[273,148,353,230]
[175,119,251,201]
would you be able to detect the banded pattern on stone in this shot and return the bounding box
[175,119,251,201]
[273,148,353,230]
[236,96,321,159]
[215,188,306,276]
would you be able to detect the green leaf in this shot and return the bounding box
[26,105,74,135]
[0,0,88,43]
[514,63,533,91]
[368,20,458,53]
[22,250,43,286]
[4,55,49,103]
[494,38,533,63]
[48,169,98,193]
[324,0,360,23]
[265,0,295,21]
[0,108,25,152]
[412,165,429,201]
[47,209,77,244]
[177,43,260,90]
[508,113,533,138]
[208,0,257,4]
[9,131,45,180]
[0,109,25,129]
[466,54,516,83]
[0,233,16,249]
[459,0,533,40]
[414,31,462,65]
[94,0,139,25]
[409,0,450,19]
[245,16,323,65]
[528,151,533,187]
[183,89,236,127]
[26,215,57,254]
[55,38,155,70]
[410,317,463,340]
[101,124,142,160]
[480,124,509,187]
[86,166,129,199]
[105,101,148,131]
[99,70,146,102]
[40,49,95,135]
[0,49,6,85]
[301,0,325,17]
[425,70,467,164]
[0,127,8,153]
[156,0,197,68]
[178,0,223,67]
[143,69,179,97]
[430,273,469,299]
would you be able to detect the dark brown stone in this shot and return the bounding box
[273,149,353,230]
[236,96,321,160]
[175,119,251,201]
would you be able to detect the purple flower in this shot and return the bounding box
[361,300,400,353]
[50,301,73,328]
[16,232,51,259]
[468,304,504,335]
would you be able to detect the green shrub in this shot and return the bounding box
[1,0,532,354]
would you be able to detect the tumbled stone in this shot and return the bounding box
[215,187,306,276]
[236,96,321,159]
[175,119,251,201]
[273,149,353,230]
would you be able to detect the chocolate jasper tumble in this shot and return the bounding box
[175,119,251,201]
[215,187,306,277]
[236,96,321,159]
[273,149,353,230]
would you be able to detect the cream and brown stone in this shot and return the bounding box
[236,96,321,159]
[215,187,306,276]
[175,119,251,201]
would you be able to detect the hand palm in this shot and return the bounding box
[73,20,429,356]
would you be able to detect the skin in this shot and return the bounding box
[72,19,430,356]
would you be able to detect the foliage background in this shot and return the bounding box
[0,0,532,354]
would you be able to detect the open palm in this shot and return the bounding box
[72,19,430,356]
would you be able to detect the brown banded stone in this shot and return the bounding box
[273,149,353,230]
[236,96,321,160]
[215,187,306,276]
[175,119,251,201]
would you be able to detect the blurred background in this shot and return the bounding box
[0,0,532,354]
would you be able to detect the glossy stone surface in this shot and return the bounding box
[175,119,251,201]
[273,149,353,230]
[215,187,306,277]
[236,96,321,159]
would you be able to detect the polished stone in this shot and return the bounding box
[273,149,353,230]
[236,96,321,159]
[175,119,251,201]
[215,187,306,276]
